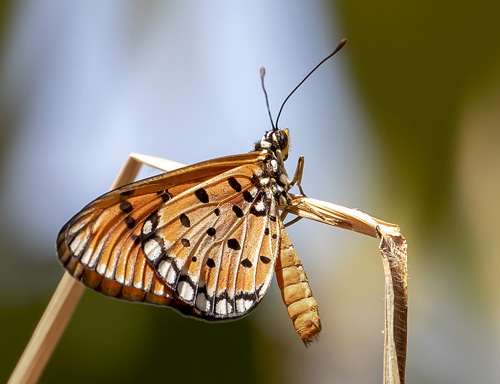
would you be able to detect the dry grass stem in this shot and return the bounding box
[284,195,408,384]
[10,153,407,384]
[8,156,144,384]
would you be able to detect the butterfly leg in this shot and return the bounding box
[280,156,307,227]
[289,156,306,196]
[282,215,303,228]
[281,156,331,227]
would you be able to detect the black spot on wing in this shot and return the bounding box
[206,258,216,268]
[125,216,136,229]
[159,191,172,202]
[228,177,242,192]
[241,258,252,268]
[195,188,209,203]
[232,205,244,218]
[260,256,271,264]
[119,201,133,213]
[180,213,191,227]
[227,238,241,250]
[243,190,254,203]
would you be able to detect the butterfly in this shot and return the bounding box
[57,39,347,344]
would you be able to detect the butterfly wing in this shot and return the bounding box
[140,163,280,319]
[57,152,280,320]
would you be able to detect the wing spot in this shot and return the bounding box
[236,298,254,313]
[227,238,241,251]
[180,213,191,227]
[166,266,177,285]
[131,234,141,245]
[272,234,277,239]
[241,258,252,268]
[243,190,254,202]
[160,192,171,202]
[181,238,190,247]
[196,291,210,312]
[264,228,270,236]
[157,260,170,278]
[143,238,162,262]
[214,208,220,216]
[177,280,195,302]
[215,298,228,316]
[206,258,216,268]
[195,188,209,203]
[125,216,136,229]
[228,177,242,192]
[191,256,197,262]
[157,189,172,202]
[250,201,266,217]
[143,220,153,235]
[119,201,133,213]
[207,227,216,237]
[260,256,271,264]
[232,205,244,218]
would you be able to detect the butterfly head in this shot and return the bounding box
[255,128,290,161]
[257,39,347,166]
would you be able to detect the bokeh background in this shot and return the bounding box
[1,1,499,383]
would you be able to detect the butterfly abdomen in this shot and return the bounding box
[275,225,321,345]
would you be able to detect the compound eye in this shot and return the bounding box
[275,129,288,151]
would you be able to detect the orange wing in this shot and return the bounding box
[57,151,280,320]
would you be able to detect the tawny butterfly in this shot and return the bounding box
[57,39,347,344]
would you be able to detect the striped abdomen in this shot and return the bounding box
[275,225,321,345]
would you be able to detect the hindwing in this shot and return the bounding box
[57,152,280,320]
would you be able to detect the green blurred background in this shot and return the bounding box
[1,1,499,383]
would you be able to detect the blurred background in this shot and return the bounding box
[1,1,499,383]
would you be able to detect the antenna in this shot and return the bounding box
[260,67,277,131]
[275,38,347,129]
